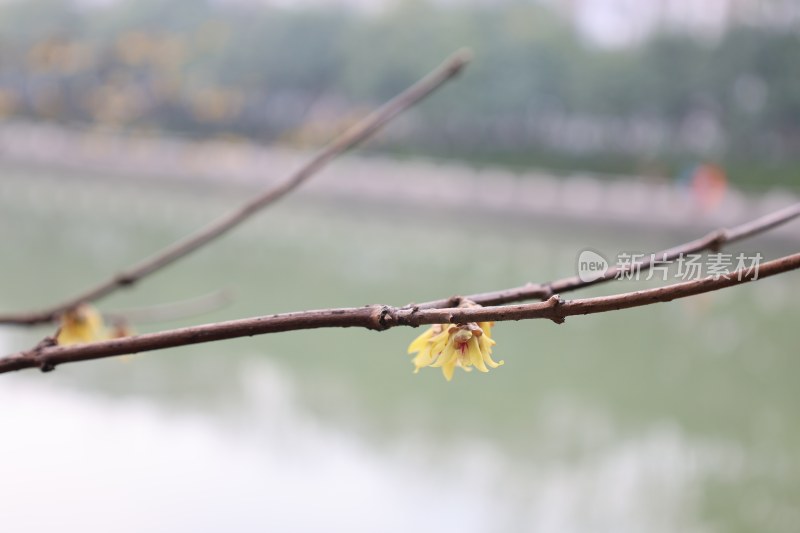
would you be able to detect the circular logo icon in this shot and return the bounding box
[577,249,609,282]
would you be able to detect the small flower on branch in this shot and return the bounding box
[407,301,503,381]
[56,304,106,345]
[56,304,133,346]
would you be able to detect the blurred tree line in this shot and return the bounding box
[1,0,799,189]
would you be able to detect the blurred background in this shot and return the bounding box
[0,0,799,531]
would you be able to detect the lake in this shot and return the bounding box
[1,162,798,533]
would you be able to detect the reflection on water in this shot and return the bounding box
[0,356,741,533]
[0,166,799,532]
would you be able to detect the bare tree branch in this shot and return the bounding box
[2,251,796,375]
[0,49,473,326]
[416,202,800,309]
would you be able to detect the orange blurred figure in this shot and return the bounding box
[690,163,728,213]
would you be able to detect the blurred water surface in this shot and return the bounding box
[0,165,798,533]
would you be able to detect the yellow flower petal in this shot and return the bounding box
[412,346,436,371]
[483,350,504,369]
[431,342,456,368]
[467,336,489,372]
[407,328,435,354]
[56,304,106,346]
[429,338,448,358]
[442,357,457,381]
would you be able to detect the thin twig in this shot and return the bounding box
[0,49,473,326]
[2,252,797,374]
[415,202,800,309]
[104,289,234,324]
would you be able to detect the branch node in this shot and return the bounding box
[406,306,422,327]
[34,334,58,351]
[32,334,59,372]
[708,229,730,252]
[547,294,566,324]
[447,295,463,308]
[369,305,397,331]
[114,273,136,286]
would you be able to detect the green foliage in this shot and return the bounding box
[1,0,799,189]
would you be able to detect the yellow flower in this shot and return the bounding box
[56,304,107,346]
[407,321,503,381]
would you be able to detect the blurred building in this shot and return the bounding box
[551,0,800,47]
